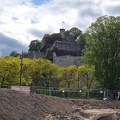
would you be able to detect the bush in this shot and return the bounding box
[36,89,49,95]
[0,85,10,88]
[36,89,86,98]
[34,89,118,100]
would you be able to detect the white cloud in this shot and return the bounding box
[0,0,120,55]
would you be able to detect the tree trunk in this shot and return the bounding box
[1,76,5,88]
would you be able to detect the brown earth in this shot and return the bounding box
[0,89,120,120]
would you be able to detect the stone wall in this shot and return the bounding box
[51,41,81,52]
[60,28,76,43]
[53,52,83,67]
[23,52,44,59]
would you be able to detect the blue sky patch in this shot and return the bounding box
[31,20,38,24]
[32,0,50,5]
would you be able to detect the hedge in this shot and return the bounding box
[36,89,104,99]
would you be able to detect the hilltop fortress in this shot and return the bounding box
[24,28,85,67]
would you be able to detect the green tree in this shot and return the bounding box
[82,15,120,91]
[29,58,59,87]
[44,48,53,62]
[77,33,86,44]
[10,51,20,57]
[66,27,82,39]
[78,65,97,98]
[42,33,63,48]
[21,58,33,85]
[59,65,78,89]
[41,61,59,88]
[0,56,20,87]
[28,39,41,52]
[78,65,97,90]
[0,56,60,87]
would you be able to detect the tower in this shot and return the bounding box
[60,28,65,38]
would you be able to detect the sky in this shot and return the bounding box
[0,0,120,56]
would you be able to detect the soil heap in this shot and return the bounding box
[0,89,73,120]
[0,89,120,120]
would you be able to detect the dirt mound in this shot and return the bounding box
[70,99,120,109]
[0,90,73,120]
[0,89,120,120]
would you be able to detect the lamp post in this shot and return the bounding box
[76,63,79,89]
[49,79,51,96]
[20,50,23,86]
[48,75,51,96]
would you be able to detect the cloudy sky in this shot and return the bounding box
[0,0,120,56]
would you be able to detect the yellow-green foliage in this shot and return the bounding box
[0,57,97,90]
[0,56,20,86]
[0,57,59,87]
[58,65,78,88]
[78,65,97,90]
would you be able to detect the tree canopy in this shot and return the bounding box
[66,27,82,39]
[28,39,41,52]
[0,56,60,87]
[42,33,63,49]
[78,65,97,90]
[77,33,86,44]
[10,51,20,57]
[58,65,78,88]
[0,56,20,87]
[82,15,120,90]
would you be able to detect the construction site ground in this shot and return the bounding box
[0,89,120,120]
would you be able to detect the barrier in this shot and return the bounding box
[10,86,31,94]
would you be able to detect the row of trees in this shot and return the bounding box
[0,56,97,91]
[7,15,120,94]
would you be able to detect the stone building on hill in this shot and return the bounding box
[50,28,85,67]
[60,28,76,43]
[24,28,85,67]
[23,51,44,59]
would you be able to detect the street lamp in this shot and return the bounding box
[20,50,23,86]
[76,63,79,89]
[48,77,51,96]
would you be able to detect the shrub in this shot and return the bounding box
[36,89,86,98]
